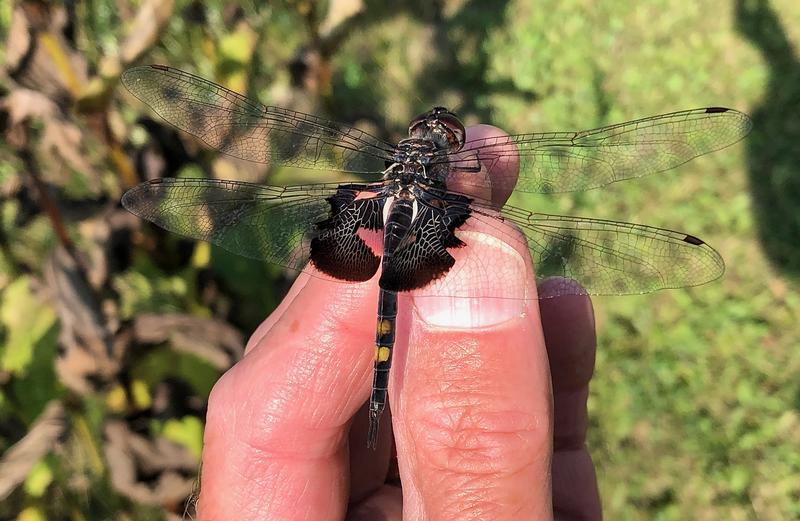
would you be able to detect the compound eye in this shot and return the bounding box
[408,111,430,137]
[438,113,466,151]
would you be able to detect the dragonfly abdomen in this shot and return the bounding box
[382,195,416,257]
[367,288,398,448]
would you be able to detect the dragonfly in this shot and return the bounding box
[120,64,752,448]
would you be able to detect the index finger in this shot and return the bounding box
[198,273,378,520]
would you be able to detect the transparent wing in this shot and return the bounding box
[404,199,721,300]
[121,65,395,174]
[466,203,724,296]
[445,107,752,194]
[121,178,341,271]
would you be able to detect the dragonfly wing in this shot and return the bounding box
[465,202,724,297]
[447,107,752,194]
[121,65,395,174]
[122,178,386,280]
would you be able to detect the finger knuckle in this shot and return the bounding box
[410,389,551,478]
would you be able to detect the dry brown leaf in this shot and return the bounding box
[6,2,88,100]
[134,314,244,370]
[1,88,97,184]
[119,0,176,66]
[0,401,67,501]
[104,420,197,507]
[44,247,125,394]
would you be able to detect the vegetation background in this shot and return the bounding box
[0,0,797,519]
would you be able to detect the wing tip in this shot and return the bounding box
[704,106,754,136]
[121,178,167,213]
[120,64,171,91]
[684,234,726,283]
[682,234,705,246]
[120,186,138,214]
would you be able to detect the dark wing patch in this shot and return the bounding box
[379,195,471,291]
[310,188,386,281]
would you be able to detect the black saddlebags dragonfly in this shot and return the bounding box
[120,65,752,448]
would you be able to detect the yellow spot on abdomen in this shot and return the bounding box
[375,346,391,362]
[377,319,392,336]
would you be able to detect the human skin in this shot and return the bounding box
[197,125,602,520]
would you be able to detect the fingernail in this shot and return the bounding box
[411,231,529,328]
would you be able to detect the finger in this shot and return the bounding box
[346,485,403,521]
[198,272,379,521]
[245,272,311,354]
[538,278,601,520]
[448,124,520,208]
[348,400,394,502]
[391,125,553,519]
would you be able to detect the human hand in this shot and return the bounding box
[196,125,601,520]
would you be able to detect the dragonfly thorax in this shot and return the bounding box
[388,138,450,187]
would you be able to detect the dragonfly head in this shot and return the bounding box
[408,107,466,152]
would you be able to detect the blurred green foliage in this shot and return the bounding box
[0,0,798,519]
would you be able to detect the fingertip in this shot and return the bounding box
[446,125,518,206]
[538,277,596,391]
[466,124,519,207]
